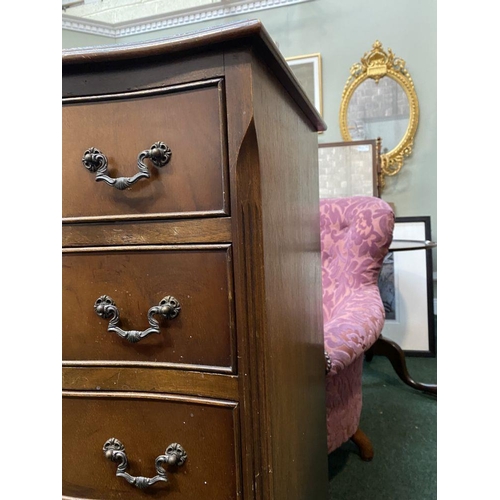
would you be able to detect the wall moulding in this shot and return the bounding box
[62,0,313,38]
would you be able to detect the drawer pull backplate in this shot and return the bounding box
[103,437,187,490]
[94,295,181,343]
[82,141,171,190]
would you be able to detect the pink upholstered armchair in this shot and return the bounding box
[321,196,394,459]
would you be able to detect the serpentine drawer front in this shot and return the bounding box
[62,392,240,500]
[62,245,235,372]
[62,79,229,222]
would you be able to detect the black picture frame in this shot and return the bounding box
[378,216,436,357]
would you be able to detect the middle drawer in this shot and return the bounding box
[62,244,236,373]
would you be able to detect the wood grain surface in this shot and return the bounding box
[62,391,241,499]
[62,367,238,399]
[63,80,228,221]
[62,245,236,372]
[251,54,328,500]
[62,217,232,247]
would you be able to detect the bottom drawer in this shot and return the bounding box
[62,392,240,499]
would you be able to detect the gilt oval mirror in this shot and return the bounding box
[339,41,419,191]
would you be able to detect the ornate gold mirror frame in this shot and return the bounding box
[339,41,419,191]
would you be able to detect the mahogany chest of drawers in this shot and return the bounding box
[62,20,328,500]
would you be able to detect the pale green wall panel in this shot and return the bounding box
[62,30,116,49]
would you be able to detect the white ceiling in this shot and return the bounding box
[62,0,312,38]
[62,0,221,24]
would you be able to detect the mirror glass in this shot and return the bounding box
[339,41,419,190]
[346,76,409,152]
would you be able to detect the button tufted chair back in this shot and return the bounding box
[319,196,394,456]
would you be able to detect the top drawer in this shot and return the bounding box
[62,79,229,222]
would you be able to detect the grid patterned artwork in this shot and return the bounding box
[318,140,378,198]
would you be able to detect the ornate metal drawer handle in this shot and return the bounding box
[94,295,181,343]
[103,438,187,490]
[82,141,172,190]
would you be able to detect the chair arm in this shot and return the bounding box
[324,285,385,376]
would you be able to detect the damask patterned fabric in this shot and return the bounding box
[321,196,394,376]
[321,196,394,454]
[326,356,363,453]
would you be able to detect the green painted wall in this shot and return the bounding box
[62,0,437,275]
[62,30,115,49]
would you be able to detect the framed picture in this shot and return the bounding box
[318,140,379,199]
[378,216,436,356]
[286,53,323,116]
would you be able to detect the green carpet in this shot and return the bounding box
[328,355,437,500]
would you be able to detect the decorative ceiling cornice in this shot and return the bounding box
[62,0,312,38]
[62,15,115,37]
